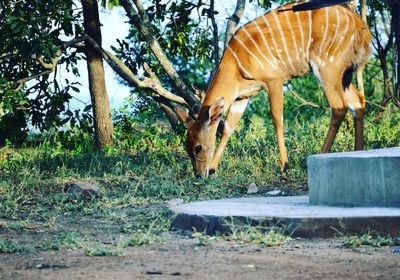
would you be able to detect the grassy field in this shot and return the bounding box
[0,104,399,256]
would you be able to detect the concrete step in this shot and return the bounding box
[308,147,400,207]
[169,196,400,237]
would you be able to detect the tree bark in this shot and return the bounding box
[82,0,114,149]
[224,0,245,49]
[119,0,200,113]
[391,0,400,107]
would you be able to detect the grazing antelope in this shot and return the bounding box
[176,2,371,177]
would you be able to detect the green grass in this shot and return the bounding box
[223,220,291,247]
[343,232,400,248]
[0,106,399,255]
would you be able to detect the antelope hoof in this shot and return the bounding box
[280,162,289,174]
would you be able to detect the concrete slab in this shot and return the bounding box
[308,147,400,207]
[170,196,400,237]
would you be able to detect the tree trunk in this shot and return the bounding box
[82,0,114,149]
[391,1,400,107]
[224,0,246,49]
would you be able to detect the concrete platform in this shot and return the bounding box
[308,147,400,207]
[170,196,400,237]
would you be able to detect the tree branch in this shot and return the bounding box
[84,34,187,105]
[210,0,220,68]
[13,70,53,92]
[119,0,200,112]
[287,86,325,110]
[224,0,245,49]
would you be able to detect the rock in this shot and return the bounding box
[167,199,184,207]
[247,183,259,194]
[266,189,281,196]
[63,181,100,199]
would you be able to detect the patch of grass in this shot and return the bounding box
[7,220,29,231]
[0,237,32,253]
[84,244,123,257]
[343,233,400,248]
[123,232,165,247]
[0,107,399,255]
[224,220,290,247]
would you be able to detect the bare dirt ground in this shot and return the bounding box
[1,235,399,280]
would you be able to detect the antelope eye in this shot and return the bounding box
[195,144,202,154]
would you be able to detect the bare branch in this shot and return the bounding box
[13,70,53,92]
[287,86,325,110]
[0,51,17,62]
[84,34,187,105]
[224,0,245,49]
[33,49,62,70]
[210,0,220,68]
[119,0,200,112]
[32,37,87,70]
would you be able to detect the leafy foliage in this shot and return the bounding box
[0,0,82,144]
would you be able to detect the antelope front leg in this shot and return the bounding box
[267,79,288,173]
[209,98,249,174]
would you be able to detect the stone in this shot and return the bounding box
[266,189,281,196]
[247,183,259,194]
[63,181,100,199]
[307,147,400,207]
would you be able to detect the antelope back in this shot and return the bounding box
[225,3,371,82]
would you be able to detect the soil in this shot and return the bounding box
[1,235,399,280]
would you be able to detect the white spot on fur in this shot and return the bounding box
[230,100,248,114]
[329,55,334,63]
[348,105,357,117]
[310,60,322,84]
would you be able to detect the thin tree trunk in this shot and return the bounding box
[391,1,400,107]
[82,0,114,149]
[360,0,367,24]
[224,0,245,49]
[210,0,220,68]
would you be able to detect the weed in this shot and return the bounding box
[84,244,123,257]
[224,220,290,247]
[123,232,165,247]
[0,237,31,253]
[343,233,397,248]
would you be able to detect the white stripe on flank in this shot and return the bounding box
[253,20,280,67]
[284,11,299,60]
[232,35,265,70]
[332,8,349,57]
[262,15,286,67]
[306,10,312,61]
[326,6,340,57]
[227,45,253,79]
[319,8,329,57]
[272,11,295,71]
[295,12,305,57]
[242,25,279,70]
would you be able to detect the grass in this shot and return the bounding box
[0,105,399,255]
[343,232,400,248]
[223,219,291,247]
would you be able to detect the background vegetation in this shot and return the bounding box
[0,0,399,254]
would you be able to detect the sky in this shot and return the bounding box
[64,1,266,111]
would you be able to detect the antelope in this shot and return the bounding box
[176,2,371,177]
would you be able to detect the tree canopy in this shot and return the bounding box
[0,0,398,146]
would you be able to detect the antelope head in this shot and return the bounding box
[176,97,224,177]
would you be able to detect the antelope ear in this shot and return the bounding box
[208,97,224,125]
[176,106,194,128]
